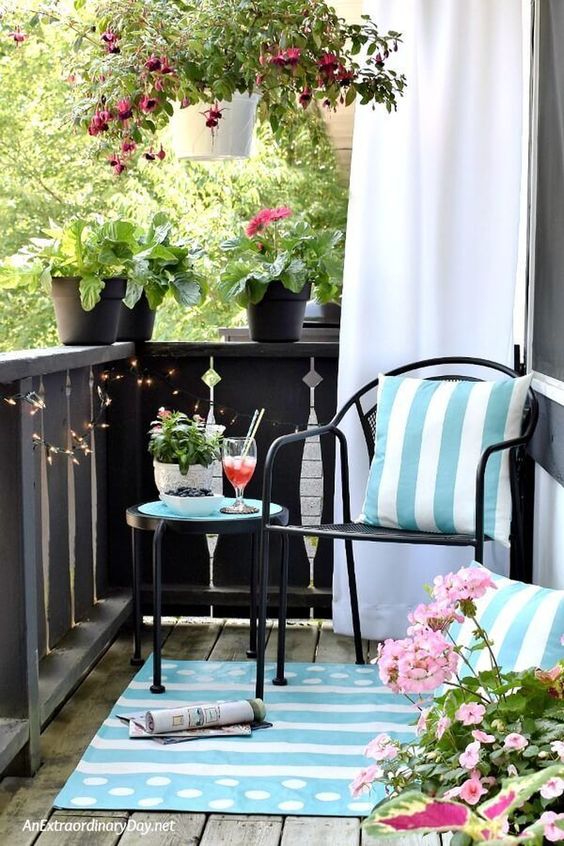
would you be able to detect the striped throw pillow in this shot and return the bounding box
[359,373,532,546]
[452,565,564,671]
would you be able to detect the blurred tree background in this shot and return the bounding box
[0,19,349,351]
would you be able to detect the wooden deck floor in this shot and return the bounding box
[0,619,435,846]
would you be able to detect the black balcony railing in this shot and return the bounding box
[0,340,339,776]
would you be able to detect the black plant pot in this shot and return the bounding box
[117,293,156,342]
[247,281,312,342]
[51,276,127,346]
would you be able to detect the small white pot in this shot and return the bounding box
[153,460,214,495]
[170,92,260,160]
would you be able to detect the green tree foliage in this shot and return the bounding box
[0,18,348,351]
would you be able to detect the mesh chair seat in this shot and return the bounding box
[268,521,487,546]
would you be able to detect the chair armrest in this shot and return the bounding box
[261,424,353,525]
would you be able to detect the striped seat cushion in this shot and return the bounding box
[359,373,532,546]
[451,566,564,671]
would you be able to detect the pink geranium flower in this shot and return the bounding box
[541,811,564,843]
[407,600,464,633]
[349,764,383,797]
[436,715,451,739]
[459,741,481,770]
[245,207,293,237]
[364,733,399,761]
[377,629,459,694]
[432,566,496,605]
[455,702,486,726]
[471,729,495,744]
[416,708,430,735]
[541,777,564,800]
[503,733,528,751]
[459,774,488,805]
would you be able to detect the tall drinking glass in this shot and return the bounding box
[221,437,259,514]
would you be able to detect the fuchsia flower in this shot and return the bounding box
[180,96,191,109]
[116,98,133,121]
[349,764,383,797]
[364,734,399,762]
[121,138,136,154]
[317,51,340,79]
[159,56,174,74]
[202,104,224,129]
[139,95,158,113]
[337,65,356,86]
[299,88,312,108]
[269,47,302,67]
[541,811,564,842]
[144,54,162,72]
[107,155,126,175]
[101,30,119,54]
[472,729,495,744]
[88,110,112,136]
[455,703,486,726]
[245,207,293,237]
[156,146,166,161]
[459,741,481,770]
[8,28,27,44]
[503,733,528,751]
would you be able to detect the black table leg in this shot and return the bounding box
[151,520,166,694]
[255,525,270,701]
[273,533,289,686]
[130,528,144,667]
[247,531,258,658]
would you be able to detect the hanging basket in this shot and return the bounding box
[170,92,260,161]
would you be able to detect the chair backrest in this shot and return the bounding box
[333,356,538,462]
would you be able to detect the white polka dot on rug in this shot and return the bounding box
[109,787,135,796]
[83,777,107,786]
[355,667,374,673]
[227,670,246,676]
[177,789,203,798]
[162,663,178,669]
[281,779,306,789]
[209,799,235,810]
[283,671,297,678]
[330,672,349,679]
[348,801,372,813]
[302,678,323,685]
[146,777,171,786]
[245,790,270,800]
[177,670,195,676]
[138,797,164,807]
[215,778,239,787]
[70,796,97,806]
[278,800,304,811]
[305,666,325,672]
[198,675,214,683]
[315,792,341,802]
[354,679,374,686]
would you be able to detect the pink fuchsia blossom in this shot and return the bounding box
[459,774,488,805]
[551,741,564,761]
[436,715,451,740]
[407,600,464,633]
[471,729,495,744]
[121,139,136,154]
[349,764,383,797]
[377,629,459,694]
[245,207,293,238]
[364,733,399,762]
[317,51,340,78]
[541,811,564,843]
[107,155,126,175]
[139,95,158,113]
[8,28,27,43]
[88,110,112,136]
[298,88,312,108]
[101,30,120,54]
[156,146,166,161]
[459,741,481,770]
[541,777,564,800]
[503,733,528,751]
[116,99,133,121]
[416,708,430,735]
[159,56,174,74]
[432,566,496,605]
[455,702,486,726]
[144,55,162,72]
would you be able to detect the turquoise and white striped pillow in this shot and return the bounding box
[452,566,564,672]
[360,373,532,546]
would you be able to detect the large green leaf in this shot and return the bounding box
[79,275,104,311]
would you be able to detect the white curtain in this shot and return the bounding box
[333,0,525,640]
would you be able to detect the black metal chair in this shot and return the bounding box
[254,356,539,699]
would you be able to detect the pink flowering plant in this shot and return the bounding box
[218,207,343,306]
[3,0,405,173]
[352,566,564,844]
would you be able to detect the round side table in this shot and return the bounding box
[125,499,289,693]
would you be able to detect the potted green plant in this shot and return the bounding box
[0,217,138,345]
[117,213,206,342]
[6,1,405,171]
[148,409,224,495]
[218,207,343,341]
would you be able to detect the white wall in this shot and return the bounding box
[533,464,564,589]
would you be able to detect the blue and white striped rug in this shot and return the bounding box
[54,658,416,816]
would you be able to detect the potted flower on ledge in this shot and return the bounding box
[149,409,224,496]
[218,207,343,342]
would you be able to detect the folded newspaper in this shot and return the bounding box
[117,698,269,745]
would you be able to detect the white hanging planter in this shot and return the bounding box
[170,92,260,160]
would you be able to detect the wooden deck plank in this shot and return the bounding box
[155,619,223,662]
[33,810,128,846]
[281,816,360,845]
[200,814,282,846]
[316,622,369,663]
[209,620,272,662]
[265,622,320,663]
[118,812,206,845]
